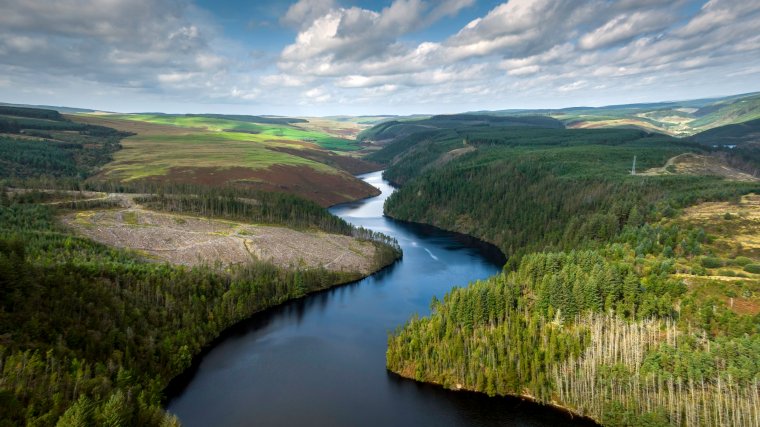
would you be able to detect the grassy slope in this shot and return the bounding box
[466,92,760,137]
[558,93,760,137]
[71,114,379,206]
[107,113,361,151]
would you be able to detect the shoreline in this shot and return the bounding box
[377,173,599,424]
[162,247,400,403]
[385,369,601,426]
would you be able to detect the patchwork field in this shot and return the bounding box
[62,197,383,274]
[71,114,380,206]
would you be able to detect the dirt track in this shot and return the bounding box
[641,153,759,181]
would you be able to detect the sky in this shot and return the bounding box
[0,0,759,116]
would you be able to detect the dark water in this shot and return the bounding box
[166,172,592,427]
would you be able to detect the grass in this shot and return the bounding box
[70,114,380,206]
[73,115,337,182]
[104,132,331,182]
[107,113,361,151]
[667,194,760,314]
[122,211,138,225]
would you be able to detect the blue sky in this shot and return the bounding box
[0,0,759,115]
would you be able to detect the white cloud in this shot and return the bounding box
[507,65,540,76]
[676,0,760,37]
[158,72,197,84]
[260,74,311,87]
[1,0,760,115]
[281,0,337,29]
[579,11,673,50]
[558,80,588,92]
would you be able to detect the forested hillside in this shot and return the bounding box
[379,118,760,426]
[388,207,760,426]
[359,114,563,144]
[370,123,757,263]
[691,118,760,147]
[0,108,401,425]
[0,199,369,425]
[0,107,130,185]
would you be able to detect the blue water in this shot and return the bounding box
[166,171,589,426]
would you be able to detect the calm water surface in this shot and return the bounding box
[166,171,591,426]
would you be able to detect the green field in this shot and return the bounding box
[70,114,379,206]
[107,113,361,151]
[102,131,331,182]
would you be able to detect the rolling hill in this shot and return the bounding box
[690,117,760,147]
[471,92,760,137]
[71,113,380,206]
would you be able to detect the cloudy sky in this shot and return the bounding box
[1,0,759,115]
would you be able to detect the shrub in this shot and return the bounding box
[718,269,740,277]
[732,256,753,266]
[701,256,724,269]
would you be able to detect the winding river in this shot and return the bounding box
[166,171,590,426]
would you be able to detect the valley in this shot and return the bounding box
[0,106,401,426]
[1,91,759,427]
[371,110,759,426]
[4,2,760,426]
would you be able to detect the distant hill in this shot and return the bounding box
[690,118,760,147]
[470,92,760,137]
[183,114,306,125]
[5,91,760,138]
[358,113,563,143]
[0,101,102,114]
[0,105,64,121]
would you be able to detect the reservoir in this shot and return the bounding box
[166,171,590,426]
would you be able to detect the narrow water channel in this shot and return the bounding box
[166,171,590,426]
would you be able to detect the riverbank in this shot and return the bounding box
[166,170,581,427]
[0,179,402,426]
[164,249,400,402]
[386,368,600,426]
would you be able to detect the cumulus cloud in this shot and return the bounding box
[0,0,270,108]
[281,0,337,29]
[279,0,478,76]
[270,0,760,113]
[0,0,218,85]
[444,0,591,58]
[1,0,759,114]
